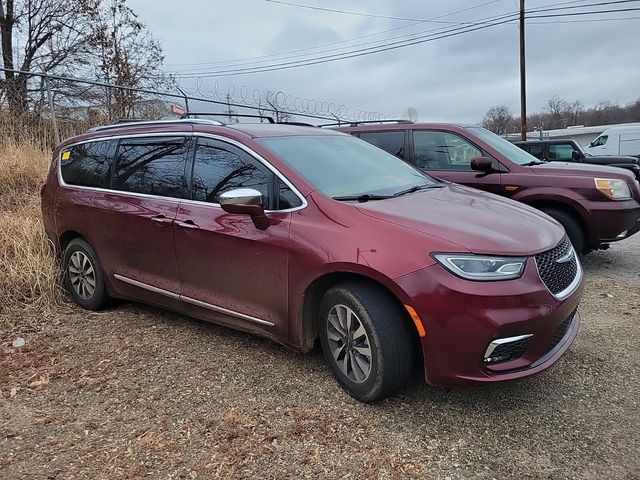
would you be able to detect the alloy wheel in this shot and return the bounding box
[68,251,96,299]
[326,304,372,383]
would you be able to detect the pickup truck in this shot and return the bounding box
[514,139,640,181]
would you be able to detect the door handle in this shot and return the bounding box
[150,214,174,225]
[175,219,200,230]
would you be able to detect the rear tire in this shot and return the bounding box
[318,281,415,402]
[63,238,108,310]
[540,208,586,255]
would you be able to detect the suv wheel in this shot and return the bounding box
[318,281,415,402]
[63,238,108,310]
[540,208,586,254]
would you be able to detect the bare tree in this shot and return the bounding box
[564,100,583,126]
[545,95,567,129]
[482,105,514,135]
[0,0,165,120]
[89,0,165,119]
[0,0,97,115]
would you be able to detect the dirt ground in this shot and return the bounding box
[1,236,639,479]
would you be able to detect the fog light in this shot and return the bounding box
[484,354,511,364]
[483,334,533,365]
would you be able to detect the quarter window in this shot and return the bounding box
[60,141,112,188]
[413,131,482,170]
[113,137,188,198]
[358,131,405,159]
[191,139,272,206]
[277,179,302,209]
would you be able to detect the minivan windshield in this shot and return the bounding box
[466,127,541,166]
[258,135,439,199]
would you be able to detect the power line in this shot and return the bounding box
[263,0,427,22]
[527,0,640,12]
[528,6,640,17]
[529,14,640,22]
[167,0,625,71]
[174,10,519,74]
[170,2,640,78]
[164,0,503,68]
[261,0,632,21]
[175,15,521,78]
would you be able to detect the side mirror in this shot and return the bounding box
[571,150,581,161]
[470,156,494,172]
[220,188,270,230]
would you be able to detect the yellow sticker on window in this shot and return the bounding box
[61,151,71,161]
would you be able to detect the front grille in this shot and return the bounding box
[535,236,578,295]
[485,336,533,364]
[543,310,576,357]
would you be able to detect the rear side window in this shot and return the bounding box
[191,138,272,206]
[60,141,112,188]
[358,131,405,159]
[113,137,188,198]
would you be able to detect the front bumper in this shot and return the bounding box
[587,198,640,245]
[395,258,583,386]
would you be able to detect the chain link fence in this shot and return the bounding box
[0,68,382,147]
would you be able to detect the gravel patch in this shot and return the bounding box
[1,242,639,479]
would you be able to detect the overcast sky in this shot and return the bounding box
[128,0,640,123]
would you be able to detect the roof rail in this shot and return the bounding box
[320,119,414,127]
[181,112,275,124]
[87,118,224,133]
[277,121,319,127]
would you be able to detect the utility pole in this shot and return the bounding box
[519,0,527,140]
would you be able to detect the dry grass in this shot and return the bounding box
[0,140,61,329]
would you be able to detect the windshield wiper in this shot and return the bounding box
[392,183,445,197]
[522,160,547,166]
[333,193,393,202]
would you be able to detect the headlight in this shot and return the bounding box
[433,254,526,281]
[594,178,631,199]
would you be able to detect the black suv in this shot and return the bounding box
[514,139,640,180]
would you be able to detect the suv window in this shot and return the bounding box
[191,138,273,206]
[60,140,112,188]
[525,144,544,160]
[113,137,188,198]
[548,144,575,160]
[413,131,482,170]
[358,131,405,159]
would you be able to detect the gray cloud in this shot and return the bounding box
[129,0,640,122]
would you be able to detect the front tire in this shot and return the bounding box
[63,238,108,310]
[540,208,586,254]
[318,281,415,402]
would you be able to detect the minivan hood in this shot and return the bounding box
[355,184,564,256]
[531,161,635,179]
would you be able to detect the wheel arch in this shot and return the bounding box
[297,269,421,357]
[521,198,589,241]
[58,230,84,257]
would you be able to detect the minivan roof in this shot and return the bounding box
[61,119,344,147]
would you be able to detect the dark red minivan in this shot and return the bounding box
[41,119,583,401]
